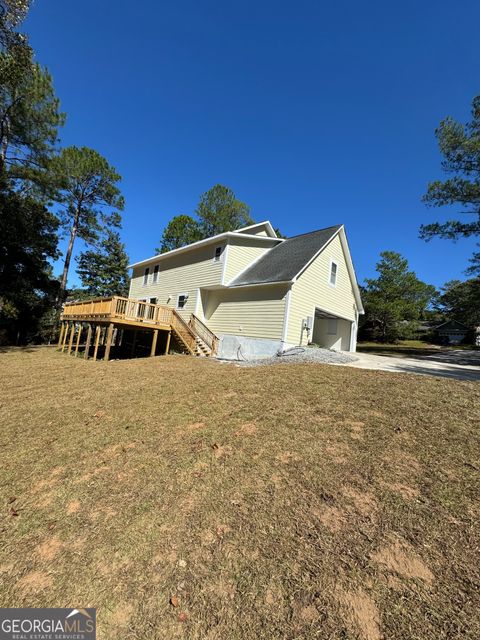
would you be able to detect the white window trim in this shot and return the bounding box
[213,245,225,263]
[176,292,189,309]
[329,259,338,288]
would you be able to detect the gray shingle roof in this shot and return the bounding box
[230,225,342,286]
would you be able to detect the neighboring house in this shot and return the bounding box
[434,319,470,346]
[128,221,364,359]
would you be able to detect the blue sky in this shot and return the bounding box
[25,0,479,288]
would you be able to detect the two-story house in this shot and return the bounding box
[128,221,363,359]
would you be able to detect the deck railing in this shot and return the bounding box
[61,296,173,326]
[171,309,198,354]
[189,313,219,355]
[111,297,173,325]
[61,296,216,356]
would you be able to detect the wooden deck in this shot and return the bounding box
[59,296,219,361]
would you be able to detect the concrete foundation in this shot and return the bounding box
[217,334,293,360]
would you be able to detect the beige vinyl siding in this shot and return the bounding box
[287,234,357,345]
[128,244,224,318]
[235,225,270,237]
[202,285,288,340]
[224,241,272,283]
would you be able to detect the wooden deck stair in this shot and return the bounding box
[60,296,219,359]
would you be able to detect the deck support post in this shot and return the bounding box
[93,325,101,361]
[67,323,76,354]
[57,322,65,349]
[84,323,93,359]
[74,324,82,356]
[150,329,158,357]
[61,322,70,352]
[165,330,171,355]
[104,322,115,361]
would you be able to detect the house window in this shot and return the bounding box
[152,265,159,283]
[177,293,188,309]
[214,245,224,262]
[143,267,149,285]
[149,297,157,305]
[327,318,337,335]
[329,261,338,286]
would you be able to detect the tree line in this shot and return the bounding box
[0,0,130,344]
[362,94,480,343]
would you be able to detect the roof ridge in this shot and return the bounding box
[285,224,343,241]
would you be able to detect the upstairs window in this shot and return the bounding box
[214,245,224,262]
[143,267,149,285]
[329,261,338,287]
[152,265,159,283]
[177,293,188,309]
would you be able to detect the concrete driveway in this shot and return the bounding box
[344,349,480,382]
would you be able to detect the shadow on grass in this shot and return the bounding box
[358,345,480,366]
[383,361,480,382]
[0,344,52,354]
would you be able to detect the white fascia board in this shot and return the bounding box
[198,280,292,291]
[338,228,364,314]
[233,220,277,238]
[128,232,282,269]
[227,280,292,289]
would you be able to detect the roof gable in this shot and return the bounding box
[436,319,469,331]
[230,225,342,287]
[233,221,278,238]
[229,224,364,313]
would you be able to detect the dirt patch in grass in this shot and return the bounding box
[336,586,382,640]
[0,346,479,639]
[371,536,435,585]
[17,571,53,594]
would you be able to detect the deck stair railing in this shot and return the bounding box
[170,309,198,354]
[188,314,219,355]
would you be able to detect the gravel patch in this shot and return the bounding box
[233,347,358,367]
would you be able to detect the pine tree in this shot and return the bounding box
[76,229,129,298]
[0,174,59,343]
[0,47,65,184]
[156,214,202,253]
[361,252,436,342]
[49,146,124,302]
[421,95,480,271]
[196,184,253,237]
[0,1,31,52]
[435,279,480,329]
[156,185,254,253]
